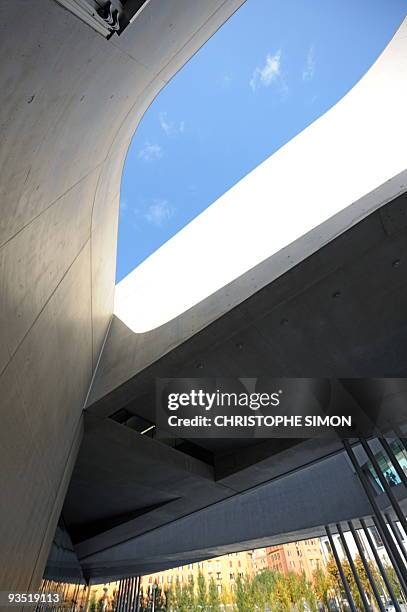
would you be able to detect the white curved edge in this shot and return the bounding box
[115,16,407,334]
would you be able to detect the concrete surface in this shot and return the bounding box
[1,0,407,591]
[0,0,246,591]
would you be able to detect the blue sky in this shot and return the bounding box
[117,0,406,282]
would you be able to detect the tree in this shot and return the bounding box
[327,555,356,608]
[164,586,175,612]
[313,566,332,610]
[272,572,292,612]
[208,577,221,611]
[197,571,208,610]
[174,581,184,612]
[354,554,383,607]
[220,586,234,609]
[185,576,196,612]
[384,563,405,602]
[234,575,248,612]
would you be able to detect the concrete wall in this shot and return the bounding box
[0,0,245,590]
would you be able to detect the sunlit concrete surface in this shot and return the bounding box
[115,16,407,333]
[0,0,246,591]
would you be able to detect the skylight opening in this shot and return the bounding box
[116,0,406,333]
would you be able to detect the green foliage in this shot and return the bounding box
[207,577,221,611]
[234,574,247,612]
[88,593,97,612]
[185,576,195,611]
[148,556,398,611]
[313,565,333,609]
[384,563,404,602]
[164,586,175,610]
[196,571,208,610]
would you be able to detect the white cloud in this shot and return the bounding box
[302,46,316,81]
[144,199,174,227]
[138,142,163,162]
[250,50,282,91]
[159,112,185,136]
[221,74,233,88]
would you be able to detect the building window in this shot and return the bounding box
[370,525,384,548]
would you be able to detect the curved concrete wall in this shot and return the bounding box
[0,0,245,590]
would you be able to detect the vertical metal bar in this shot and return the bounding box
[126,578,133,612]
[121,578,129,612]
[70,583,77,612]
[343,439,407,596]
[58,583,64,612]
[120,579,126,612]
[81,584,86,611]
[115,582,120,612]
[379,438,407,488]
[60,582,67,612]
[128,577,136,611]
[392,428,407,454]
[135,577,141,612]
[82,585,90,612]
[77,585,84,611]
[67,583,73,611]
[36,580,48,612]
[51,582,59,612]
[62,583,69,607]
[116,579,124,612]
[74,583,80,612]
[385,513,407,562]
[337,522,371,611]
[112,582,118,612]
[372,514,407,599]
[348,520,385,611]
[124,578,130,612]
[325,525,357,612]
[359,438,407,536]
[360,518,401,612]
[128,577,133,611]
[131,578,136,611]
[125,578,131,612]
